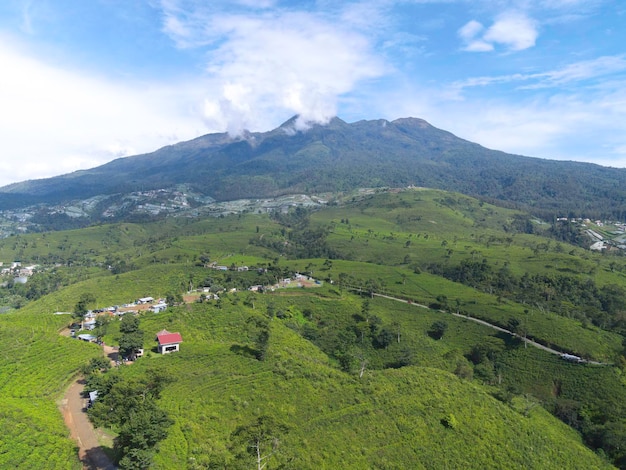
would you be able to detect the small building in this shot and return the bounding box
[77,334,97,342]
[156,329,183,354]
[138,296,155,304]
[150,302,168,313]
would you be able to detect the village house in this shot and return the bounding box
[150,302,168,313]
[156,329,183,354]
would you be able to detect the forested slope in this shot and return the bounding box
[3,117,626,219]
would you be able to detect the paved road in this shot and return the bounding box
[372,292,608,365]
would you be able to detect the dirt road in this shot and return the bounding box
[60,334,119,469]
[60,380,117,470]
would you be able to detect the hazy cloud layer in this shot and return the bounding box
[0,38,204,185]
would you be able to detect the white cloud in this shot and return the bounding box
[458,20,483,41]
[460,11,538,52]
[162,7,387,135]
[484,12,538,50]
[448,55,626,97]
[534,55,626,86]
[0,38,207,187]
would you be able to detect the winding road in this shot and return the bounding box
[372,292,608,365]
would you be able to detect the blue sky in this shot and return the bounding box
[0,0,625,187]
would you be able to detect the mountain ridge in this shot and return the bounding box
[2,116,626,219]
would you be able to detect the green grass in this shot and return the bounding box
[2,187,626,468]
[0,312,101,469]
[107,300,613,469]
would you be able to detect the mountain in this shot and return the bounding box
[3,116,626,219]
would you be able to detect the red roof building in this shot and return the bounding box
[156,329,183,354]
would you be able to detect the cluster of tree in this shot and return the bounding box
[465,337,507,385]
[269,206,311,229]
[0,270,70,308]
[104,256,137,275]
[229,415,290,469]
[250,225,340,259]
[548,220,588,246]
[503,213,535,235]
[300,299,409,375]
[85,366,174,469]
[29,210,92,231]
[433,258,626,332]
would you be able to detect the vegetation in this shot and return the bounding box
[0,313,101,468]
[2,188,626,468]
[85,363,173,469]
[118,313,145,359]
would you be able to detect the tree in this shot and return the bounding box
[507,317,527,347]
[365,278,380,298]
[120,314,140,334]
[361,299,370,318]
[230,416,289,470]
[74,292,96,323]
[368,314,382,335]
[428,321,448,340]
[80,356,111,375]
[391,321,402,343]
[119,331,144,359]
[247,317,270,361]
[118,314,144,359]
[93,315,111,340]
[374,328,395,349]
[116,404,172,452]
[165,291,182,307]
[118,448,154,470]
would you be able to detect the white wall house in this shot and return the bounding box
[156,329,183,354]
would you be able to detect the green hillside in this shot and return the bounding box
[0,312,102,468]
[84,297,614,469]
[1,187,626,468]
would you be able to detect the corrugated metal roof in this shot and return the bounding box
[156,330,182,345]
